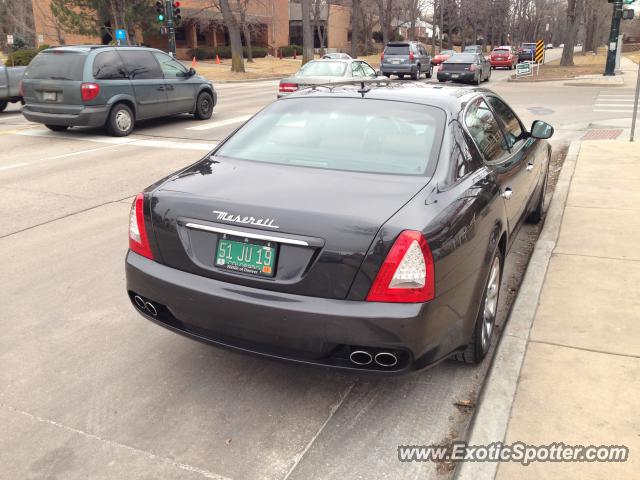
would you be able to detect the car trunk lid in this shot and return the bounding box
[150,159,431,299]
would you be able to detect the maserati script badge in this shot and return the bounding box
[213,210,280,229]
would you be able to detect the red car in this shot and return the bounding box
[432,49,455,66]
[490,46,517,70]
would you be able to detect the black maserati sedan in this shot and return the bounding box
[126,82,553,374]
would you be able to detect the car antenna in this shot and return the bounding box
[357,81,370,97]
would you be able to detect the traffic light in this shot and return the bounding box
[155,1,165,22]
[173,2,182,25]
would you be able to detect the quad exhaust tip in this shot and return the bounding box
[350,350,373,366]
[350,349,400,368]
[133,295,158,317]
[374,352,399,368]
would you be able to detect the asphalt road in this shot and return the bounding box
[0,49,634,480]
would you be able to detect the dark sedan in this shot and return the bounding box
[438,53,491,85]
[126,83,553,373]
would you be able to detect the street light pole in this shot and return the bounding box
[630,63,640,141]
[165,0,176,57]
[604,0,622,76]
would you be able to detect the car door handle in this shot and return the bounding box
[526,162,534,171]
[157,86,165,91]
[502,188,513,200]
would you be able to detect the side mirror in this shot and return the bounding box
[531,120,554,139]
[188,67,196,77]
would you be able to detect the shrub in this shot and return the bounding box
[189,46,268,61]
[5,48,39,66]
[276,45,303,57]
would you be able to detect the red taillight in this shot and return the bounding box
[381,52,385,61]
[19,81,24,97]
[81,82,100,102]
[366,230,434,303]
[468,64,477,72]
[409,51,415,61]
[129,193,154,260]
[279,82,298,93]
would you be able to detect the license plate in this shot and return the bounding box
[391,59,401,64]
[215,236,276,277]
[452,74,459,78]
[43,91,56,101]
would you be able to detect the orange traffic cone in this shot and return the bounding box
[191,56,198,67]
[215,54,221,65]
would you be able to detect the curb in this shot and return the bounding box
[455,139,582,480]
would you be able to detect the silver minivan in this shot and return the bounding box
[380,41,432,80]
[21,46,217,136]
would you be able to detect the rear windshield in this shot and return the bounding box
[297,61,346,77]
[214,98,445,176]
[493,49,510,54]
[447,54,477,63]
[24,52,86,80]
[521,44,535,50]
[384,45,410,55]
[439,50,455,55]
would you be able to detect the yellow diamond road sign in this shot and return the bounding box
[535,40,545,63]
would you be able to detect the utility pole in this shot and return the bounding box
[604,0,623,76]
[165,0,176,57]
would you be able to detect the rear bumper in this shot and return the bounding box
[125,251,457,374]
[490,59,514,67]
[22,104,109,127]
[437,71,475,82]
[380,64,416,75]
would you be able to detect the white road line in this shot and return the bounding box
[0,162,29,171]
[186,115,252,131]
[593,109,635,113]
[133,139,217,150]
[595,103,637,107]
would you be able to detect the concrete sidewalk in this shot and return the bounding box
[459,140,640,479]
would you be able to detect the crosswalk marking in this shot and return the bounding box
[186,114,252,131]
[593,90,638,114]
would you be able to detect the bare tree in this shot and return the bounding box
[351,0,361,57]
[218,0,246,72]
[301,0,314,64]
[560,0,585,66]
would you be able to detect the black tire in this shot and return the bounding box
[398,74,405,80]
[438,78,446,83]
[426,65,433,78]
[0,100,7,112]
[383,73,391,78]
[194,91,214,120]
[45,124,68,132]
[527,165,549,223]
[474,73,481,85]
[106,103,134,137]
[411,66,419,80]
[454,249,503,364]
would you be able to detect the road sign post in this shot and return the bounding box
[630,60,640,142]
[115,28,126,46]
[165,0,176,57]
[534,40,545,64]
[605,0,623,76]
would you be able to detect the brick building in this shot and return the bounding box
[30,0,351,59]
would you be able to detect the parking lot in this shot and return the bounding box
[0,53,633,479]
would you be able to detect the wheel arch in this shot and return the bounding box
[107,95,137,120]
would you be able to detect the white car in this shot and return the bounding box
[545,43,553,49]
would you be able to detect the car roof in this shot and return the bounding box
[41,45,164,54]
[282,82,492,114]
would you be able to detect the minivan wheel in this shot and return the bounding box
[426,65,433,79]
[454,250,502,364]
[45,124,68,132]
[107,103,134,137]
[194,91,214,120]
[411,66,420,80]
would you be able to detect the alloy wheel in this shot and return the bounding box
[481,256,500,352]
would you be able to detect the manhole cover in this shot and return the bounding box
[581,129,623,140]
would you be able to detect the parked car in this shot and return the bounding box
[126,82,553,373]
[463,45,483,54]
[380,41,432,80]
[545,43,554,49]
[518,42,536,62]
[278,58,378,97]
[431,49,455,66]
[322,53,352,60]
[438,53,491,84]
[0,64,26,112]
[21,45,216,136]
[490,46,518,70]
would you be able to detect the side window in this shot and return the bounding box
[119,51,162,80]
[487,96,524,149]
[153,52,188,78]
[361,62,376,77]
[464,97,508,162]
[351,62,364,77]
[93,51,127,79]
[452,121,480,180]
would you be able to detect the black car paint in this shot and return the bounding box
[126,85,550,373]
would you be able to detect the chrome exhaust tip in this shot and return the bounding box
[374,352,398,368]
[134,295,146,310]
[144,301,158,317]
[350,350,373,366]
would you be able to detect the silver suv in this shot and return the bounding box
[21,45,217,136]
[380,41,432,80]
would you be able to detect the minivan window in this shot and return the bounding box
[153,52,188,78]
[24,52,86,81]
[118,50,162,79]
[92,51,127,79]
[214,98,445,176]
[384,45,410,55]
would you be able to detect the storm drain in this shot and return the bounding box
[581,129,623,140]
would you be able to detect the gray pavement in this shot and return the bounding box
[1,57,636,479]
